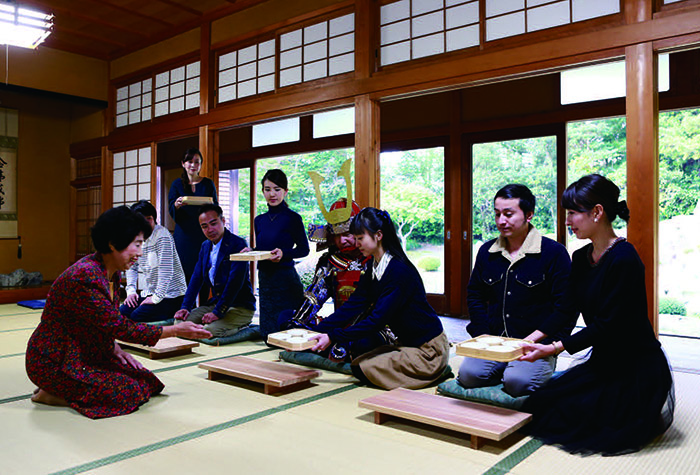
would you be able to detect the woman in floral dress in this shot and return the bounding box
[26,206,211,419]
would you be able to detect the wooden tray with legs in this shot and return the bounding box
[267,329,321,351]
[455,335,529,362]
[118,337,199,359]
[359,388,532,450]
[229,251,274,261]
[199,356,321,394]
[181,196,214,206]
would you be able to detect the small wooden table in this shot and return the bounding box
[118,337,199,359]
[198,356,322,394]
[358,388,532,449]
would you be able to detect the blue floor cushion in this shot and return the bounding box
[198,324,262,346]
[279,351,353,375]
[436,379,530,411]
[17,299,46,309]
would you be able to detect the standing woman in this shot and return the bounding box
[168,148,218,282]
[520,174,674,455]
[311,207,449,390]
[253,169,309,338]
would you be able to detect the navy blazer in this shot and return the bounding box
[181,229,256,316]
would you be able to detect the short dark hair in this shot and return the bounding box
[198,203,223,218]
[562,174,630,223]
[91,206,152,254]
[130,200,157,222]
[494,184,536,215]
[261,169,288,190]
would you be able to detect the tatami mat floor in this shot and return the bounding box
[1,304,698,474]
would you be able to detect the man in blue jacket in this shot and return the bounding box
[174,204,256,338]
[458,184,574,397]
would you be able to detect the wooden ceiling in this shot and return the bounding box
[19,0,269,61]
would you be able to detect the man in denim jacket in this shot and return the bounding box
[458,184,574,397]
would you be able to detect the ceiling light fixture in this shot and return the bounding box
[0,1,53,49]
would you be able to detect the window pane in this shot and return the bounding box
[566,118,627,254]
[658,107,700,337]
[313,107,355,138]
[561,54,669,105]
[219,168,252,241]
[252,117,300,147]
[380,147,445,295]
[472,137,557,266]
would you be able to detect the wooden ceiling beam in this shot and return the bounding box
[80,0,176,28]
[151,0,202,17]
[52,27,128,48]
[43,37,111,60]
[20,0,150,38]
[108,0,269,60]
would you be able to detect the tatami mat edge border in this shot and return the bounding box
[0,347,275,405]
[482,439,544,475]
[50,384,359,475]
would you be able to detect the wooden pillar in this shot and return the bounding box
[354,95,380,208]
[199,125,219,189]
[199,22,212,116]
[625,1,658,333]
[100,145,113,212]
[447,91,463,316]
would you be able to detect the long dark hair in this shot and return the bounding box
[261,169,288,190]
[349,207,417,272]
[562,174,630,223]
[181,147,203,188]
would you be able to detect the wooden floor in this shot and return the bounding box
[1,304,698,474]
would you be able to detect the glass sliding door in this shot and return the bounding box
[471,136,557,267]
[566,117,627,254]
[658,107,700,337]
[380,147,445,295]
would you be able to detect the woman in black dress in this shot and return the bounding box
[168,148,218,282]
[520,174,674,455]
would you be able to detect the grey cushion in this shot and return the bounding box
[198,324,262,346]
[279,351,353,375]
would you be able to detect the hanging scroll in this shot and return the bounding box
[0,107,18,238]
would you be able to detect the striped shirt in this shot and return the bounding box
[125,224,187,304]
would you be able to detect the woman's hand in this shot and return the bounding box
[519,342,557,362]
[174,197,185,209]
[270,248,283,262]
[240,247,252,253]
[174,321,212,339]
[174,309,189,321]
[201,312,219,324]
[124,293,139,308]
[113,342,145,370]
[310,333,332,352]
[141,296,154,306]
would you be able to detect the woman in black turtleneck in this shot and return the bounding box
[253,169,309,338]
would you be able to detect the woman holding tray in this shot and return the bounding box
[519,174,674,455]
[310,207,449,390]
[250,169,309,339]
[26,206,211,419]
[168,147,218,282]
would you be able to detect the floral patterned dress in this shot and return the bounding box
[26,254,164,419]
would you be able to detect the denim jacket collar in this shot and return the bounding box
[488,226,542,264]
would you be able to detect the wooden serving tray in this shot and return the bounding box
[117,337,199,359]
[455,335,528,362]
[229,250,274,261]
[199,356,321,394]
[181,196,214,206]
[267,329,320,351]
[359,388,532,450]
